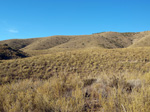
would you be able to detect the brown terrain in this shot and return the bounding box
[1,31,150,112]
[0,31,149,55]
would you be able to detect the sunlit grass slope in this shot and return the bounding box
[1,31,150,111]
[0,47,150,84]
[2,31,150,53]
[1,47,150,111]
[130,35,150,48]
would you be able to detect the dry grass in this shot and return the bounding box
[0,71,150,112]
[1,47,150,85]
[0,41,150,111]
[0,38,37,50]
[2,31,150,54]
[130,35,150,48]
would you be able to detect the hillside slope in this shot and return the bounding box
[0,47,150,84]
[0,32,139,50]
[0,45,150,111]
[0,44,28,60]
[129,32,150,47]
[1,31,150,56]
[0,38,38,50]
[22,36,74,50]
[20,32,137,50]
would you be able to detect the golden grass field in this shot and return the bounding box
[1,31,150,111]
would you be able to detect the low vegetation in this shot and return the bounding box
[1,31,150,111]
[0,47,150,111]
[1,47,150,84]
[0,71,150,112]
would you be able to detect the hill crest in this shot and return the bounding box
[1,31,150,55]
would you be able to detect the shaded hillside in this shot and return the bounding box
[0,44,28,60]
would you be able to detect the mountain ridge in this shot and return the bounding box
[1,31,150,55]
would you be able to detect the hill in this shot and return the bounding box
[1,31,150,111]
[0,47,150,111]
[0,38,38,50]
[0,47,150,84]
[1,31,150,56]
[129,32,150,47]
[0,44,28,60]
[1,31,148,55]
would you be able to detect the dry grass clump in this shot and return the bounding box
[0,74,85,112]
[0,72,150,112]
[82,73,150,112]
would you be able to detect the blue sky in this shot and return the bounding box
[0,0,150,40]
